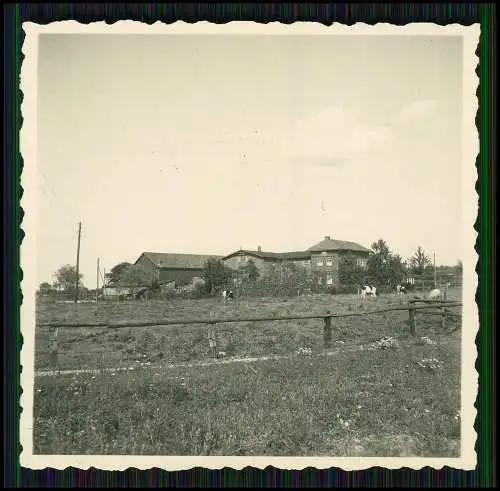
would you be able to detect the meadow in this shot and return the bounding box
[32,288,462,456]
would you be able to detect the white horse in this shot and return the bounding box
[428,288,441,300]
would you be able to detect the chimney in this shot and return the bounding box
[325,236,331,240]
[257,245,262,252]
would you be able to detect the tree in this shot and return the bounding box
[389,253,406,285]
[201,257,233,294]
[455,259,463,275]
[118,264,152,287]
[339,254,365,287]
[366,239,406,289]
[237,259,261,283]
[410,246,432,276]
[38,282,53,295]
[262,261,311,296]
[366,239,392,287]
[106,262,152,287]
[105,262,133,285]
[53,264,83,293]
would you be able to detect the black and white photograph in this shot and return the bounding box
[20,21,479,470]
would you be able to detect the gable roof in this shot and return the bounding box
[307,238,371,253]
[222,249,311,261]
[136,252,223,270]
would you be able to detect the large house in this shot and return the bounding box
[222,236,371,287]
[134,252,223,286]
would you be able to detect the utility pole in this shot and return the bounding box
[433,252,437,289]
[75,222,81,303]
[96,257,100,304]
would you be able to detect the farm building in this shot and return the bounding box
[308,236,370,287]
[134,252,223,286]
[101,285,145,299]
[222,236,371,287]
[222,247,310,277]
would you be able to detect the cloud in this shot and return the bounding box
[394,100,439,123]
[279,106,393,168]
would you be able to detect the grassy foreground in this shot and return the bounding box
[33,329,461,456]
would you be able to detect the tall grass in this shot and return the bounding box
[33,330,461,456]
[34,290,462,371]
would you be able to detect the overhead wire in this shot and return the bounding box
[37,168,107,284]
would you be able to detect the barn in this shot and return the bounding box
[134,252,223,287]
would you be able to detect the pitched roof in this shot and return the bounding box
[307,238,371,253]
[136,252,223,269]
[222,249,311,261]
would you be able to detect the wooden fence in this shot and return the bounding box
[38,300,462,368]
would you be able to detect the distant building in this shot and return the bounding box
[101,286,135,298]
[222,247,310,277]
[134,252,223,286]
[222,236,371,287]
[307,236,370,287]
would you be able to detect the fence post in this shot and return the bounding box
[48,326,59,370]
[441,306,446,329]
[323,311,332,348]
[208,311,217,359]
[408,302,416,336]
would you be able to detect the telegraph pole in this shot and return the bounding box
[75,222,82,303]
[96,257,100,304]
[433,252,437,289]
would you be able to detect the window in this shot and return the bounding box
[317,259,324,266]
[326,258,333,267]
[318,276,323,285]
[326,275,333,285]
[357,258,366,268]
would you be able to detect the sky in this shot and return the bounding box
[36,33,466,287]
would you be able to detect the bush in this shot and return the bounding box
[188,283,209,300]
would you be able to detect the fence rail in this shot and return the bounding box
[36,301,462,330]
[38,300,462,369]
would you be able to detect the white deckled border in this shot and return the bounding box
[20,20,480,471]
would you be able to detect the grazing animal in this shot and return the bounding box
[222,289,234,300]
[360,285,378,298]
[428,288,441,300]
[396,284,407,296]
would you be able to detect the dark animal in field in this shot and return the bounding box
[222,289,234,300]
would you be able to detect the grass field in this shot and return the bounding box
[32,289,462,456]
